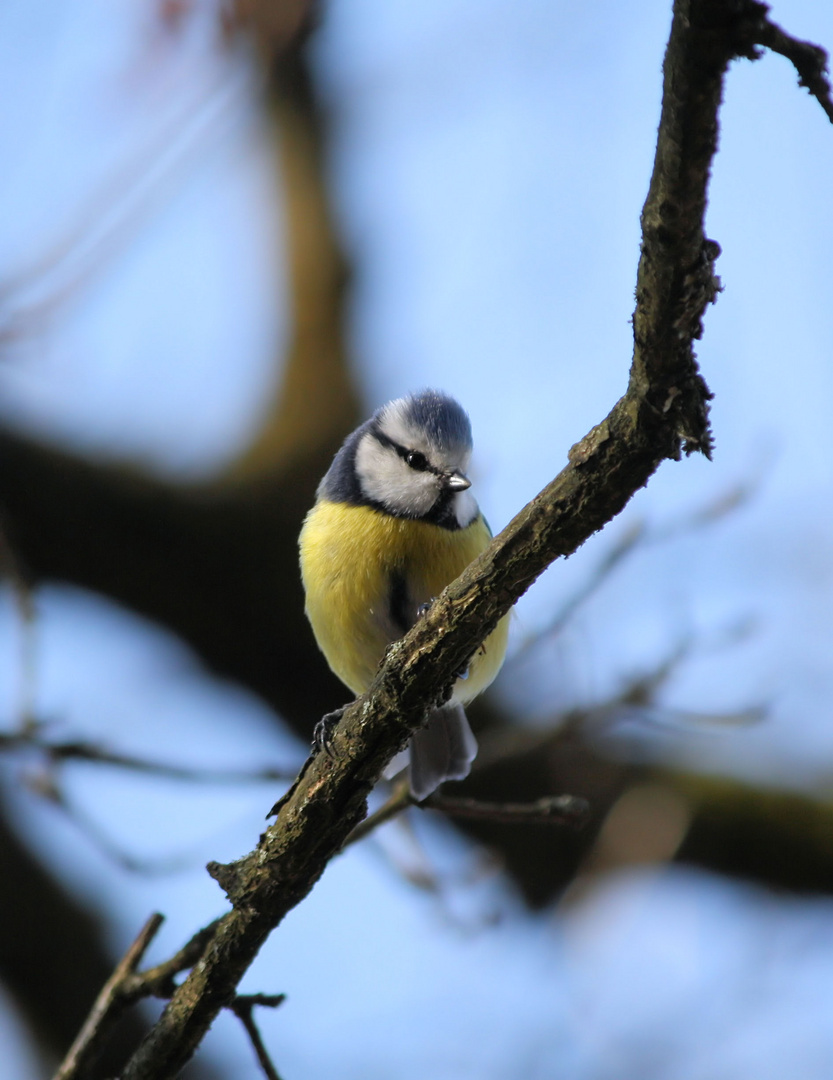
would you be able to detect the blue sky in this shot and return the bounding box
[1,1,833,1077]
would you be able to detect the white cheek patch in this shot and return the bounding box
[355,434,438,516]
[454,490,479,529]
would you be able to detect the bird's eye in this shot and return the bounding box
[405,450,428,471]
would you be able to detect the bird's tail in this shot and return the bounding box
[408,704,478,801]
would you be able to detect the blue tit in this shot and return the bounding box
[299,389,510,800]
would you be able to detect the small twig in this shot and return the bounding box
[0,70,252,346]
[342,779,413,847]
[21,770,201,875]
[230,994,287,1080]
[649,480,756,541]
[53,913,165,1080]
[47,739,298,784]
[122,917,227,1000]
[423,793,589,828]
[507,520,645,668]
[54,914,233,1080]
[757,16,833,124]
[343,781,592,851]
[0,728,297,785]
[509,479,756,670]
[8,734,295,875]
[344,781,589,845]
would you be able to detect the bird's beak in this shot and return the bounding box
[446,470,471,491]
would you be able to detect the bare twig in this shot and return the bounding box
[509,478,756,670]
[52,913,233,1079]
[343,781,587,847]
[507,520,645,668]
[49,739,297,784]
[0,70,254,346]
[20,770,205,875]
[53,913,165,1080]
[122,918,227,1000]
[0,728,297,785]
[756,13,833,123]
[424,793,589,827]
[230,995,287,1080]
[342,780,413,847]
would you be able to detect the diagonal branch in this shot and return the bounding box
[69,1,827,1076]
[53,913,164,1080]
[756,11,833,123]
[114,2,782,1075]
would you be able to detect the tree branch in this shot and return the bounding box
[229,995,287,1080]
[342,783,588,848]
[0,729,297,786]
[425,793,589,827]
[113,2,792,1074]
[755,11,833,123]
[53,913,164,1080]
[120,918,226,1001]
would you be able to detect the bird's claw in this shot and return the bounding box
[313,707,345,759]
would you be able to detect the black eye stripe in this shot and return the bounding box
[374,429,441,476]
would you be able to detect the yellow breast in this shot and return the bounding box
[300,500,509,702]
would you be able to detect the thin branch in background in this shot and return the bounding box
[342,779,413,848]
[21,768,198,875]
[0,524,39,731]
[230,995,287,1080]
[345,782,450,899]
[0,726,297,874]
[508,479,757,671]
[605,621,764,720]
[613,638,694,711]
[557,633,765,749]
[0,727,298,785]
[756,14,833,123]
[53,913,165,1080]
[424,793,589,828]
[345,782,578,930]
[649,479,757,541]
[49,740,298,785]
[535,638,697,747]
[5,730,298,785]
[606,702,767,736]
[0,66,252,346]
[507,520,646,670]
[344,779,587,850]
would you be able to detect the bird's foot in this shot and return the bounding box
[313,706,345,759]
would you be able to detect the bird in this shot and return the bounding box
[299,389,510,800]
